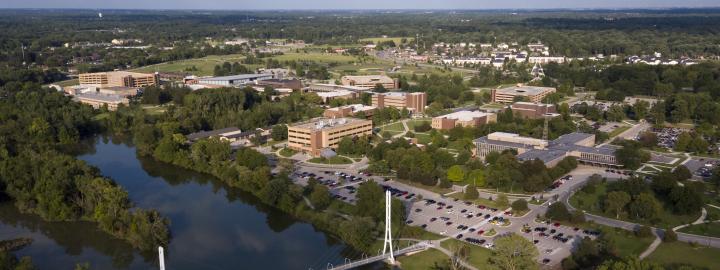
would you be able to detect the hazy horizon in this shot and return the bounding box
[3,0,720,10]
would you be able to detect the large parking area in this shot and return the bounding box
[654,127,687,149]
[290,165,605,267]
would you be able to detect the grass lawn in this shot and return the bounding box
[358,37,414,44]
[397,248,449,270]
[55,79,79,87]
[132,54,247,76]
[678,222,720,238]
[394,178,453,195]
[92,112,109,121]
[278,148,297,158]
[270,52,357,63]
[307,156,352,164]
[406,119,431,131]
[448,193,504,209]
[705,205,720,221]
[647,241,720,270]
[380,122,405,132]
[598,226,654,257]
[441,239,497,269]
[608,125,631,138]
[415,133,432,144]
[570,183,700,228]
[141,104,167,115]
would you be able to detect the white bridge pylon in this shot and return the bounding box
[381,190,395,264]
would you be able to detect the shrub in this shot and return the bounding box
[635,226,654,238]
[663,229,677,242]
[511,199,529,212]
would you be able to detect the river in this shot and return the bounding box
[0,136,382,269]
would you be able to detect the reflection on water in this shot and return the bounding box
[0,136,374,269]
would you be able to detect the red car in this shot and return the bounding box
[553,223,560,227]
[477,230,485,235]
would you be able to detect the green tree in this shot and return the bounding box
[511,199,528,212]
[447,165,465,182]
[663,228,677,242]
[629,193,662,220]
[546,202,571,221]
[466,169,486,187]
[604,191,631,219]
[271,125,288,141]
[674,132,691,152]
[309,185,331,210]
[497,194,510,209]
[490,234,539,270]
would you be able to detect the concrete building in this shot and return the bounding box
[287,118,373,156]
[315,90,357,103]
[323,104,376,118]
[491,85,556,104]
[307,83,371,93]
[431,111,497,130]
[255,79,303,90]
[510,102,558,119]
[529,56,565,64]
[73,92,129,111]
[474,132,619,167]
[371,92,427,114]
[197,74,273,87]
[79,71,158,88]
[341,75,398,89]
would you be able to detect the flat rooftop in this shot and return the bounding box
[310,83,370,91]
[316,90,354,98]
[199,74,273,81]
[496,86,555,95]
[437,110,492,121]
[327,104,376,112]
[290,117,370,131]
[74,92,127,102]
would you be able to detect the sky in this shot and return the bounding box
[2,0,719,10]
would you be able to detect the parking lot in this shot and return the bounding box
[683,157,719,178]
[654,127,687,149]
[290,164,605,267]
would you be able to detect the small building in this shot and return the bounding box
[186,127,243,142]
[341,75,398,89]
[431,111,497,130]
[491,85,556,104]
[510,102,558,119]
[73,92,129,111]
[197,74,273,87]
[287,118,373,156]
[323,104,376,118]
[371,92,427,114]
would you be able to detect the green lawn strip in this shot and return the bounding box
[447,193,502,209]
[393,179,453,195]
[414,133,432,144]
[406,119,431,130]
[278,148,297,158]
[608,125,631,138]
[569,183,700,228]
[440,239,497,269]
[677,222,720,237]
[380,122,405,132]
[647,241,720,270]
[397,248,449,270]
[704,205,720,221]
[307,156,352,164]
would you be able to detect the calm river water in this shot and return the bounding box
[0,136,382,269]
